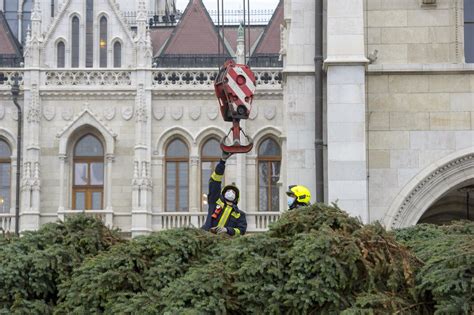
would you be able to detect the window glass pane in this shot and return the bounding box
[99,16,107,68]
[75,192,85,210]
[75,135,104,157]
[465,0,474,22]
[91,192,102,210]
[57,41,65,68]
[85,0,94,67]
[71,16,80,68]
[114,41,122,68]
[258,138,281,157]
[0,163,11,213]
[90,163,104,185]
[74,163,88,185]
[202,138,220,157]
[4,0,19,38]
[21,0,32,45]
[178,162,189,211]
[166,139,189,157]
[166,162,176,211]
[0,140,11,157]
[271,186,279,211]
[465,24,474,63]
[259,162,269,211]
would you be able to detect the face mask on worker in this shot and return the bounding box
[287,196,296,208]
[224,189,236,202]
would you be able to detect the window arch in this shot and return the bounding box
[200,137,221,211]
[465,0,474,63]
[99,16,108,68]
[71,16,80,68]
[0,139,11,213]
[73,135,104,210]
[113,41,122,68]
[57,41,65,68]
[165,138,189,212]
[258,138,281,211]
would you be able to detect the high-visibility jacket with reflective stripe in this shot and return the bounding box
[202,160,247,236]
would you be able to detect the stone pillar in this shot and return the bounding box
[58,155,67,212]
[325,0,369,222]
[189,156,199,212]
[282,0,317,199]
[105,154,114,210]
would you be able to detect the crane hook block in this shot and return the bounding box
[214,60,256,154]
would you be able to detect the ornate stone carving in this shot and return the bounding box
[0,70,24,87]
[152,106,165,120]
[122,106,134,120]
[152,69,282,89]
[0,104,5,120]
[27,85,41,124]
[249,107,258,120]
[207,106,218,120]
[132,161,153,189]
[43,105,55,121]
[45,70,132,86]
[264,106,276,120]
[135,85,148,122]
[103,107,116,121]
[62,107,74,121]
[189,107,201,120]
[171,106,183,120]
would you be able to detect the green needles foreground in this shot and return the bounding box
[0,204,472,314]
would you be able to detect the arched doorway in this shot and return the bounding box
[385,150,474,229]
[418,181,474,224]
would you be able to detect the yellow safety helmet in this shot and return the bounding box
[286,185,311,206]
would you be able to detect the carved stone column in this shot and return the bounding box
[58,154,67,212]
[189,156,199,213]
[105,154,114,211]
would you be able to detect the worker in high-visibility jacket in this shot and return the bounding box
[202,151,247,236]
[286,185,312,210]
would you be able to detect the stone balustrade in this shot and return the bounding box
[57,210,114,227]
[0,69,24,88]
[0,213,15,233]
[43,70,133,86]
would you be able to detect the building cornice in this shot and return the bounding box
[368,63,474,74]
[323,57,370,71]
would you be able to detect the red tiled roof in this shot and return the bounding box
[150,27,174,57]
[0,11,21,55]
[253,0,283,55]
[160,0,230,56]
[224,26,265,55]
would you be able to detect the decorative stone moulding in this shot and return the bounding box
[207,106,218,120]
[122,106,134,120]
[390,153,474,229]
[153,106,165,120]
[152,69,283,90]
[62,107,74,121]
[0,70,24,87]
[264,106,276,120]
[103,107,116,121]
[43,105,56,121]
[189,107,201,120]
[249,107,258,120]
[0,104,5,120]
[44,70,132,86]
[10,108,18,121]
[171,106,183,120]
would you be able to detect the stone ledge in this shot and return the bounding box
[368,63,474,74]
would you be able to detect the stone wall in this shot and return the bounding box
[366,0,464,64]
[367,70,474,223]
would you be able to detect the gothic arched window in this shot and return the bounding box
[200,138,221,210]
[99,16,108,68]
[113,41,122,68]
[73,135,104,210]
[165,139,189,212]
[71,16,80,68]
[0,140,11,213]
[57,41,65,68]
[258,138,281,211]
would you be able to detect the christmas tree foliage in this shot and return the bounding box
[0,204,472,314]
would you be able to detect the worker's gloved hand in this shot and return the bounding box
[215,226,228,235]
[221,151,233,161]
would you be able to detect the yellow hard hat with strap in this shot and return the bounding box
[286,185,311,205]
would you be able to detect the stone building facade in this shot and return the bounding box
[1,0,473,236]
